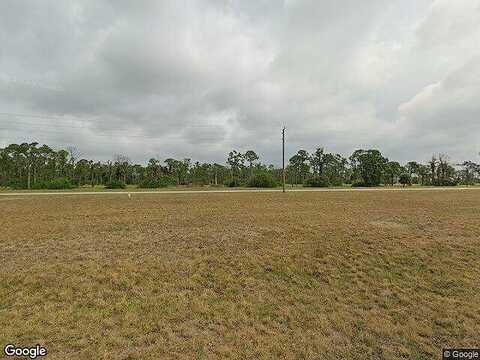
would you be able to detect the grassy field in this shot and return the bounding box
[1,191,479,359]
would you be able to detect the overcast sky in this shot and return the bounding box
[1,0,479,165]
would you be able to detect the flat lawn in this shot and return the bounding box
[1,191,479,359]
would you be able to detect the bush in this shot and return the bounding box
[351,180,375,187]
[105,180,126,189]
[304,176,329,188]
[32,178,75,190]
[433,179,458,186]
[226,179,241,187]
[247,173,278,188]
[352,180,380,187]
[6,179,27,190]
[138,176,176,189]
[328,178,344,187]
[399,173,412,186]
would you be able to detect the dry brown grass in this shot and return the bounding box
[1,191,479,359]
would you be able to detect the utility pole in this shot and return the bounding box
[282,126,286,193]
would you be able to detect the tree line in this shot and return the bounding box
[0,142,479,189]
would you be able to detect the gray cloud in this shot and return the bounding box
[0,0,479,165]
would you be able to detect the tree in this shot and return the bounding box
[191,161,211,185]
[458,161,479,185]
[211,163,228,186]
[244,150,259,178]
[67,146,80,179]
[349,149,388,186]
[434,154,457,186]
[288,150,310,185]
[429,155,437,185]
[75,159,91,185]
[113,154,131,184]
[406,161,424,184]
[1,141,476,190]
[146,158,160,178]
[322,153,348,186]
[384,161,402,186]
[165,158,191,185]
[23,142,39,189]
[56,149,70,178]
[399,173,411,187]
[288,156,300,185]
[406,161,431,185]
[309,147,325,176]
[227,150,244,184]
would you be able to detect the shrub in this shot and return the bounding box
[138,176,176,189]
[328,178,344,187]
[399,173,412,186]
[226,179,241,187]
[433,179,458,186]
[304,176,329,188]
[32,178,75,190]
[105,180,126,189]
[247,173,277,188]
[6,179,27,190]
[351,180,372,187]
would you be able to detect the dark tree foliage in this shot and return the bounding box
[399,173,412,187]
[247,173,277,188]
[105,180,126,189]
[303,176,329,187]
[350,149,389,187]
[0,142,477,189]
[138,176,176,189]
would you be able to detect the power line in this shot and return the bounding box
[0,112,76,121]
[0,111,226,140]
[0,127,173,140]
[0,111,230,128]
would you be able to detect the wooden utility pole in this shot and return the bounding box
[282,126,286,193]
